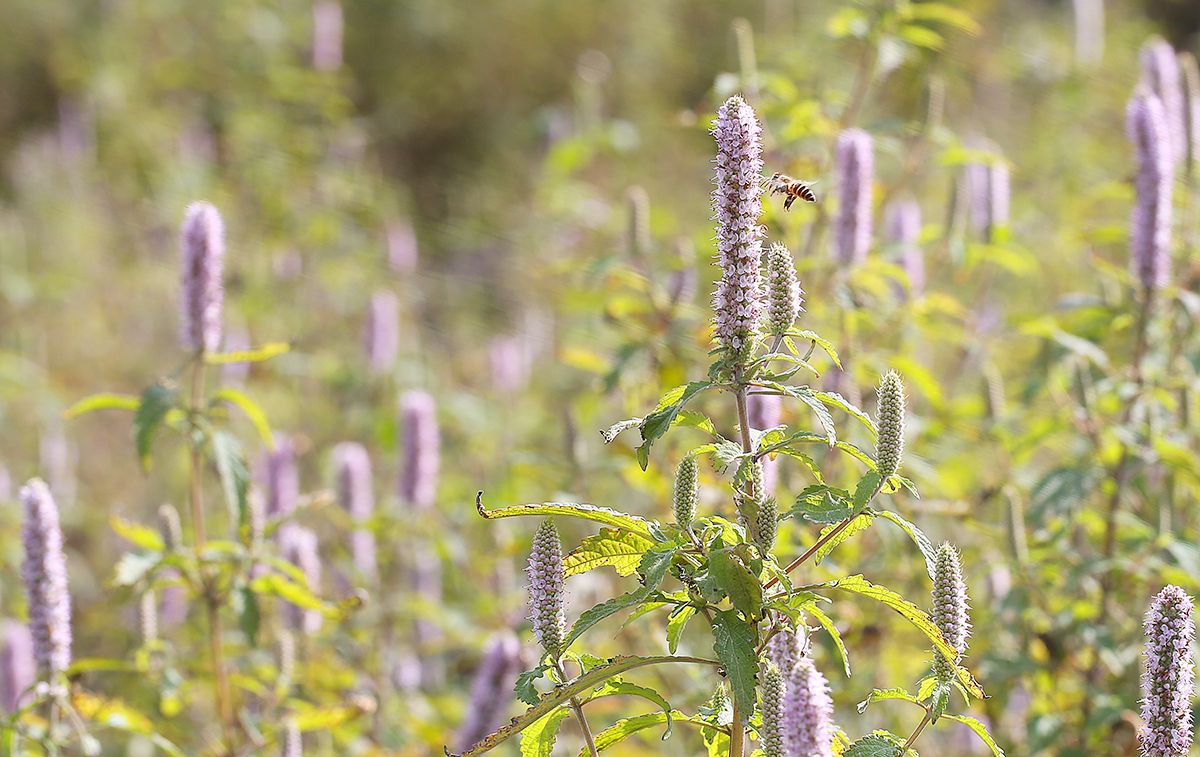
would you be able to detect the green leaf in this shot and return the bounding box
[818,575,985,699]
[765,384,837,443]
[211,431,251,531]
[235,585,260,647]
[562,545,677,649]
[855,687,922,714]
[110,515,164,552]
[710,609,757,724]
[515,664,552,706]
[636,381,713,470]
[134,384,178,471]
[902,2,981,34]
[203,341,290,364]
[582,711,723,755]
[666,605,696,654]
[844,731,908,757]
[875,510,937,581]
[249,573,336,617]
[807,604,851,677]
[585,680,674,739]
[791,485,853,524]
[563,529,655,577]
[675,409,717,436]
[852,472,883,510]
[942,713,1005,756]
[519,707,573,757]
[212,388,273,447]
[794,329,842,368]
[811,390,877,435]
[64,393,140,419]
[814,514,875,565]
[447,655,721,756]
[930,679,952,720]
[707,548,764,620]
[476,494,654,537]
[600,417,641,444]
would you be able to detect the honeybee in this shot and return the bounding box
[763,172,818,210]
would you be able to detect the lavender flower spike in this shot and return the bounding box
[332,442,376,580]
[711,95,766,358]
[759,661,785,757]
[875,371,906,480]
[179,201,225,354]
[748,393,782,497]
[764,242,803,336]
[833,128,874,266]
[398,390,439,510]
[282,719,303,757]
[364,291,400,376]
[885,199,924,296]
[455,631,523,752]
[527,520,566,658]
[264,434,300,518]
[1128,92,1175,292]
[1182,53,1200,174]
[279,525,322,635]
[1140,37,1186,162]
[784,657,834,757]
[20,479,72,678]
[1140,585,1195,756]
[310,0,343,73]
[0,622,34,712]
[931,542,971,684]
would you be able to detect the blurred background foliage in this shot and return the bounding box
[0,0,1199,754]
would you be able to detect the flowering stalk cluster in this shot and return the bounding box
[833,128,874,266]
[673,456,698,529]
[758,661,785,757]
[527,520,567,659]
[763,243,802,337]
[332,442,376,580]
[783,657,833,757]
[364,291,400,376]
[399,390,440,509]
[279,526,323,635]
[1140,585,1195,756]
[931,542,971,683]
[179,201,225,354]
[1140,37,1186,162]
[1127,91,1175,292]
[884,199,924,295]
[20,478,72,679]
[265,433,300,519]
[875,370,906,480]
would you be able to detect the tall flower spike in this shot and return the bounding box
[759,661,786,757]
[1140,37,1186,162]
[766,622,802,681]
[1182,53,1200,175]
[20,479,72,678]
[179,201,225,354]
[399,391,440,510]
[1128,92,1175,292]
[711,95,766,358]
[386,219,419,274]
[783,657,834,757]
[455,631,524,752]
[673,456,698,529]
[931,542,971,683]
[488,335,532,394]
[874,371,906,480]
[0,622,34,713]
[364,291,400,376]
[833,128,874,266]
[279,525,322,635]
[527,520,566,658]
[764,243,803,336]
[885,199,924,295]
[282,719,302,757]
[264,434,300,518]
[1140,585,1196,756]
[332,442,376,580]
[310,0,343,72]
[139,590,158,644]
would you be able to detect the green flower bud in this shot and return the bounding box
[674,457,699,528]
[931,542,971,684]
[759,661,785,757]
[874,370,906,480]
[764,243,803,336]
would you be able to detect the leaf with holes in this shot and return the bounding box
[563,529,654,577]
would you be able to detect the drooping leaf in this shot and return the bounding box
[561,545,677,649]
[581,711,724,755]
[64,393,140,419]
[601,417,642,444]
[814,514,875,565]
[875,510,938,581]
[942,713,1005,756]
[855,687,922,714]
[707,548,764,620]
[710,609,757,723]
[476,494,654,537]
[635,381,714,469]
[134,384,178,471]
[585,680,674,739]
[113,552,161,587]
[563,529,655,577]
[811,390,877,436]
[515,664,552,706]
[110,515,165,552]
[519,707,573,757]
[203,341,290,364]
[211,431,251,531]
[249,573,336,617]
[666,605,696,654]
[807,604,851,677]
[794,329,842,368]
[211,388,273,447]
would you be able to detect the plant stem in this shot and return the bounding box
[900,710,932,754]
[729,697,745,757]
[188,359,235,753]
[553,661,598,757]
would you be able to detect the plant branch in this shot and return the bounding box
[554,660,599,757]
[900,710,932,754]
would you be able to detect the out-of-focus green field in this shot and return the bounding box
[1,0,1199,755]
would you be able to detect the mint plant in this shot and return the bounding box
[453,96,1001,756]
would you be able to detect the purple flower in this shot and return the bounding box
[386,219,419,274]
[1127,92,1175,291]
[159,570,188,630]
[783,657,833,757]
[759,661,785,757]
[332,442,375,580]
[767,622,801,681]
[455,631,523,751]
[1140,585,1195,756]
[264,434,300,519]
[20,479,72,678]
[885,199,924,295]
[1140,38,1186,162]
[364,291,400,376]
[179,202,225,354]
[0,622,34,712]
[311,0,343,72]
[282,720,302,757]
[1182,53,1200,171]
[221,327,252,386]
[711,95,766,356]
[966,152,1010,243]
[833,128,874,266]
[932,542,971,683]
[488,335,532,394]
[398,391,439,509]
[763,243,803,336]
[279,525,322,635]
[527,520,566,658]
[1071,0,1104,67]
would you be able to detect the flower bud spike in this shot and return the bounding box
[527,520,567,659]
[874,370,906,480]
[1140,585,1195,756]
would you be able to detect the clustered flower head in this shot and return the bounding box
[399,390,440,510]
[758,660,786,757]
[763,243,803,336]
[767,622,802,679]
[310,0,343,73]
[20,478,72,678]
[1140,37,1186,162]
[885,199,924,296]
[332,442,376,580]
[282,719,303,757]
[364,290,400,376]
[279,525,322,635]
[1127,91,1175,292]
[526,520,566,659]
[874,370,906,480]
[0,621,34,713]
[966,152,1010,243]
[784,657,834,757]
[673,456,698,529]
[488,335,532,394]
[265,433,300,519]
[711,95,766,358]
[179,201,225,354]
[455,631,523,752]
[833,128,874,266]
[931,542,971,683]
[735,459,775,552]
[1140,585,1195,756]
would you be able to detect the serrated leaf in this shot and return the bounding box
[853,472,883,510]
[791,485,854,524]
[561,546,677,649]
[519,707,572,757]
[807,604,851,677]
[134,384,177,471]
[563,529,654,577]
[582,711,723,755]
[875,510,937,581]
[795,329,842,368]
[710,609,757,723]
[635,381,714,470]
[515,664,552,706]
[811,390,877,435]
[708,548,764,620]
[476,494,654,537]
[844,731,908,757]
[814,514,875,565]
[856,687,922,714]
[249,573,336,617]
[767,384,837,444]
[585,680,673,739]
[64,393,140,419]
[942,713,1005,756]
[666,605,696,654]
[930,680,952,720]
[110,515,164,552]
[236,585,260,647]
[212,388,273,447]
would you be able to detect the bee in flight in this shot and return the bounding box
[763,172,818,210]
